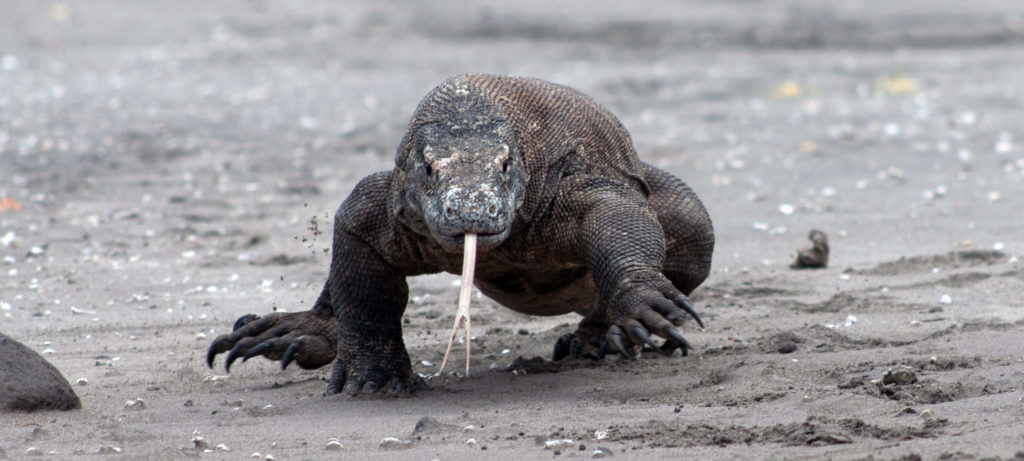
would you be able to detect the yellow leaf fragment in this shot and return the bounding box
[768,81,803,99]
[877,74,919,95]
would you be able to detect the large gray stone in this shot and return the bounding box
[0,332,80,412]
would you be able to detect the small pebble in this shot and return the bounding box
[882,366,918,386]
[216,444,230,452]
[97,445,121,454]
[250,453,261,459]
[124,398,146,410]
[76,378,88,386]
[920,409,933,418]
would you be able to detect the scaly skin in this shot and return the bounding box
[206,74,714,395]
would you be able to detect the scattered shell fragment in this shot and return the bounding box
[592,447,614,458]
[939,294,952,304]
[544,439,575,450]
[191,430,208,450]
[791,230,829,269]
[378,437,411,449]
[202,375,228,386]
[76,378,88,386]
[325,439,343,451]
[594,431,608,440]
[25,447,43,456]
[920,409,933,418]
[466,438,478,447]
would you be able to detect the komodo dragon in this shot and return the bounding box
[206,74,715,395]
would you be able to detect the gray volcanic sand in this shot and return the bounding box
[2,0,1023,459]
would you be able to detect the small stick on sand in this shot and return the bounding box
[437,233,476,377]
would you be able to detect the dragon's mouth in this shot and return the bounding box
[432,228,509,252]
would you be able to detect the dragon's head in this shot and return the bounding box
[398,109,526,252]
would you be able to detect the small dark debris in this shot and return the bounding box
[507,356,560,374]
[249,254,311,266]
[791,229,829,269]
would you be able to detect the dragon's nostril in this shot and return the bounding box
[487,204,497,215]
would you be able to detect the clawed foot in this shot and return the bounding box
[326,320,425,396]
[206,310,338,372]
[326,355,426,396]
[554,273,703,361]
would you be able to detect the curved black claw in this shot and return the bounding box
[570,337,584,358]
[663,327,691,356]
[206,340,221,368]
[243,341,273,362]
[608,328,636,360]
[630,324,660,351]
[675,295,704,329]
[233,314,260,331]
[598,338,608,359]
[553,334,572,361]
[225,345,244,372]
[281,341,301,370]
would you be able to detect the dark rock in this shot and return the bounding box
[0,332,81,411]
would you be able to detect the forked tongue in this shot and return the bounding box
[437,233,476,377]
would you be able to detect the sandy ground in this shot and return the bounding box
[2,0,1024,459]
